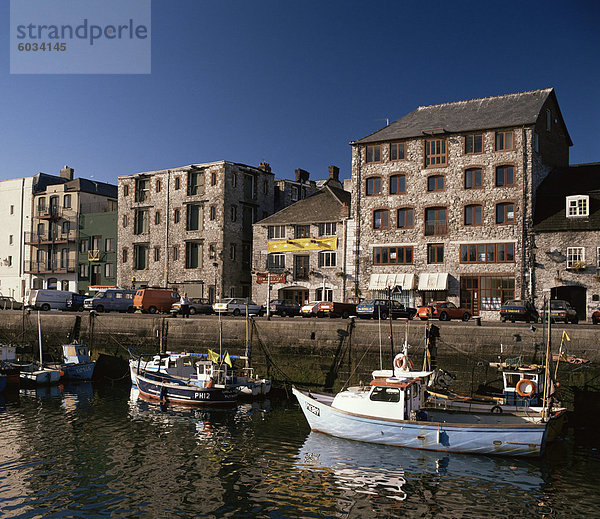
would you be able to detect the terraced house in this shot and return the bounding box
[350,88,571,317]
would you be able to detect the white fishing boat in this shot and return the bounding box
[19,312,60,386]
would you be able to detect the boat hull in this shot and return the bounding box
[137,371,239,406]
[20,368,61,386]
[62,361,96,381]
[293,387,558,457]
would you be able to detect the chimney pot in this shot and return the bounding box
[258,162,271,173]
[328,165,339,182]
[294,168,310,183]
[60,166,74,180]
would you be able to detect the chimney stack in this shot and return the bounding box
[258,162,271,173]
[60,165,74,180]
[328,165,339,182]
[294,168,310,183]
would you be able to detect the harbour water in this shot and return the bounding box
[1,382,599,518]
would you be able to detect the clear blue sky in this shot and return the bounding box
[1,0,598,184]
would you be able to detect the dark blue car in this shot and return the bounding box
[357,299,417,320]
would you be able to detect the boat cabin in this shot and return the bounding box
[62,344,91,365]
[501,367,543,406]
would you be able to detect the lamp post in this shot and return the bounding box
[212,262,218,302]
[266,270,271,320]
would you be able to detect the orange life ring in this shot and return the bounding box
[393,354,413,371]
[515,378,536,398]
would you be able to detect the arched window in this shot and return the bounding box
[397,208,414,228]
[464,168,482,189]
[496,202,515,224]
[373,209,389,229]
[366,176,381,196]
[389,174,406,195]
[427,175,444,192]
[496,166,514,187]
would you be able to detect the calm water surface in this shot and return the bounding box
[1,382,599,518]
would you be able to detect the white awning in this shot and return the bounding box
[418,273,449,291]
[368,273,415,291]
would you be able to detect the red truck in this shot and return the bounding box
[316,297,362,319]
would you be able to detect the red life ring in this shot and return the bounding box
[394,354,413,371]
[515,378,536,398]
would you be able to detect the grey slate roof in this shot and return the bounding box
[354,88,570,144]
[65,178,118,198]
[533,163,600,232]
[257,182,351,226]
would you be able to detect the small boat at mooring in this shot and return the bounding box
[59,343,96,380]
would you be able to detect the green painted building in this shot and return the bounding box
[77,212,118,294]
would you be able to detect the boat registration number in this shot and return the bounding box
[306,402,320,417]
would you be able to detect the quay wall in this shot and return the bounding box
[1,312,599,403]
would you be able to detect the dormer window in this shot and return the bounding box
[566,195,589,218]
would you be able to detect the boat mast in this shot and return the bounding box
[245,304,250,369]
[388,286,394,367]
[37,310,43,366]
[542,296,552,420]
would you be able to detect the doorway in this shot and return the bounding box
[551,285,587,320]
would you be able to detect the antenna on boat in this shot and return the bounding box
[37,310,43,367]
[377,305,383,370]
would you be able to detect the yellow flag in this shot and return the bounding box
[207,349,220,364]
[562,330,571,342]
[224,352,232,368]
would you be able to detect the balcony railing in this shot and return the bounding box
[24,259,76,274]
[424,220,448,236]
[88,250,101,261]
[25,229,77,245]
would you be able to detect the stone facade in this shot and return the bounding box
[117,161,274,301]
[350,89,571,318]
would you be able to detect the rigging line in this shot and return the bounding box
[250,319,292,382]
[436,337,492,365]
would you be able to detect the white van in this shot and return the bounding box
[28,289,77,311]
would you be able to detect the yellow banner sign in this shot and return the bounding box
[268,237,337,253]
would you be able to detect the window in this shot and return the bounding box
[534,132,540,153]
[134,244,149,270]
[496,202,515,224]
[291,185,299,201]
[242,243,251,266]
[37,222,45,237]
[135,178,149,202]
[174,177,181,190]
[172,246,179,261]
[464,168,482,189]
[156,179,162,193]
[104,263,114,278]
[373,246,413,265]
[460,243,515,263]
[210,205,216,220]
[122,248,128,263]
[495,131,513,151]
[268,225,286,239]
[134,209,149,234]
[187,204,203,231]
[229,243,236,261]
[461,276,514,312]
[187,170,205,196]
[425,207,447,235]
[122,214,129,228]
[546,109,552,131]
[174,208,180,224]
[389,174,406,194]
[267,253,285,269]
[496,166,514,187]
[79,240,89,253]
[79,263,89,278]
[389,142,405,161]
[318,251,337,267]
[366,144,382,163]
[105,238,114,252]
[10,205,14,215]
[231,205,237,222]
[425,138,446,167]
[38,197,46,211]
[7,256,12,267]
[154,211,161,225]
[62,221,70,235]
[566,195,589,217]
[263,180,269,194]
[9,234,13,245]
[295,225,310,238]
[123,184,129,197]
[464,204,482,226]
[208,244,216,259]
[211,172,217,186]
[373,209,389,229]
[366,177,381,196]
[427,244,444,264]
[318,222,337,236]
[465,134,483,154]
[315,287,333,302]
[293,255,309,280]
[427,175,444,191]
[186,242,201,269]
[566,247,585,269]
[154,247,160,262]
[397,208,414,229]
[63,194,71,208]
[243,174,257,200]
[232,172,237,187]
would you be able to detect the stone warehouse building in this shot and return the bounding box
[25,167,118,293]
[252,166,353,306]
[117,161,275,301]
[350,88,571,317]
[533,163,600,321]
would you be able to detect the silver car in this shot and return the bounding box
[213,298,264,316]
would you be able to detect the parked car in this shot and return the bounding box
[27,289,80,311]
[592,308,600,324]
[417,301,471,321]
[133,289,180,314]
[213,298,264,316]
[542,299,578,324]
[301,301,320,317]
[499,300,539,323]
[171,297,214,316]
[316,299,359,319]
[357,299,417,320]
[66,293,87,311]
[84,289,136,313]
[268,299,301,317]
[0,296,23,310]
